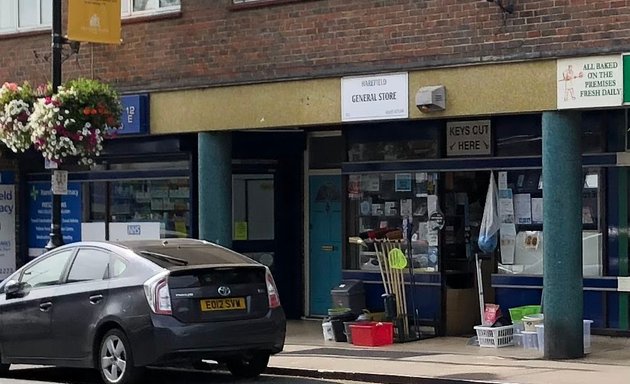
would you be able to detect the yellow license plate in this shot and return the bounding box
[200,298,246,311]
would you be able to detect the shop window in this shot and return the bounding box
[345,172,440,272]
[495,115,542,157]
[109,160,189,171]
[346,122,440,162]
[309,135,344,169]
[109,178,191,238]
[496,168,603,277]
[232,175,275,241]
[494,112,608,157]
[89,182,108,222]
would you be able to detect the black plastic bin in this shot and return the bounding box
[330,280,366,316]
[324,309,356,342]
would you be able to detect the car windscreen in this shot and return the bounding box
[134,245,255,268]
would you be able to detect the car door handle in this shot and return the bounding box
[39,302,52,312]
[89,294,104,304]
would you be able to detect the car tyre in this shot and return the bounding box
[226,352,270,379]
[98,329,144,384]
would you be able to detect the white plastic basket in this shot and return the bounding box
[474,325,514,348]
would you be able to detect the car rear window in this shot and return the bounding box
[134,245,254,268]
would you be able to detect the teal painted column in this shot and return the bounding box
[198,132,232,248]
[542,111,583,359]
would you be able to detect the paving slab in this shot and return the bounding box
[268,320,630,384]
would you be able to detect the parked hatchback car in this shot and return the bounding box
[0,239,286,384]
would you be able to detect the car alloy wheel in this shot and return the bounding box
[98,329,142,384]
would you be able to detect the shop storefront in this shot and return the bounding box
[339,108,627,335]
[24,137,195,260]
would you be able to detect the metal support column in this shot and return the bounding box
[198,132,232,247]
[542,111,583,358]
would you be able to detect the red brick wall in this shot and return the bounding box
[1,0,630,92]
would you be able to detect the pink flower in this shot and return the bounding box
[2,83,18,92]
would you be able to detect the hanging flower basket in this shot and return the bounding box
[29,78,122,165]
[0,82,38,153]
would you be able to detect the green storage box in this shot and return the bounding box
[509,305,542,322]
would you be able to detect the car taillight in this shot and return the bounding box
[144,271,172,315]
[266,268,281,309]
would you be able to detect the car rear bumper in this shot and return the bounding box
[129,308,286,366]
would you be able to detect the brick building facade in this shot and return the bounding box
[2,0,630,333]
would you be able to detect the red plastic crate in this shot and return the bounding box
[349,322,394,347]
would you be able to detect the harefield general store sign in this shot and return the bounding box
[341,72,408,122]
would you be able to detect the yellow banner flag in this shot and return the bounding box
[67,0,121,45]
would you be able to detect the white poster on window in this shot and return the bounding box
[499,223,516,265]
[514,194,532,224]
[532,198,544,224]
[498,189,514,224]
[0,184,15,279]
[81,222,106,241]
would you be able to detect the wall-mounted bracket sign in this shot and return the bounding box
[118,94,149,135]
[446,120,491,157]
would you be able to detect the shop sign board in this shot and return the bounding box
[28,182,82,258]
[0,172,15,280]
[341,72,408,122]
[557,55,623,110]
[446,120,491,157]
[118,94,149,135]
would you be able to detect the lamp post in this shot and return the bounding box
[45,0,64,250]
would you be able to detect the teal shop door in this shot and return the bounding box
[309,175,342,316]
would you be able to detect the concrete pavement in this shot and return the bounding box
[268,320,630,384]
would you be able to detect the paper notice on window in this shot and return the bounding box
[234,222,248,240]
[499,223,516,265]
[498,189,514,224]
[427,195,438,214]
[362,174,380,192]
[385,201,397,216]
[532,198,543,223]
[427,226,439,247]
[514,193,532,224]
[400,199,413,216]
[498,172,508,190]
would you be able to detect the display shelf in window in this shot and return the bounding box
[346,172,440,272]
[355,239,439,273]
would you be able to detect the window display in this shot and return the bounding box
[345,168,603,277]
[110,178,191,238]
[497,168,602,276]
[345,172,440,273]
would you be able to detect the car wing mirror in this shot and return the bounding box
[5,280,24,299]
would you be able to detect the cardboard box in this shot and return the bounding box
[445,288,481,336]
